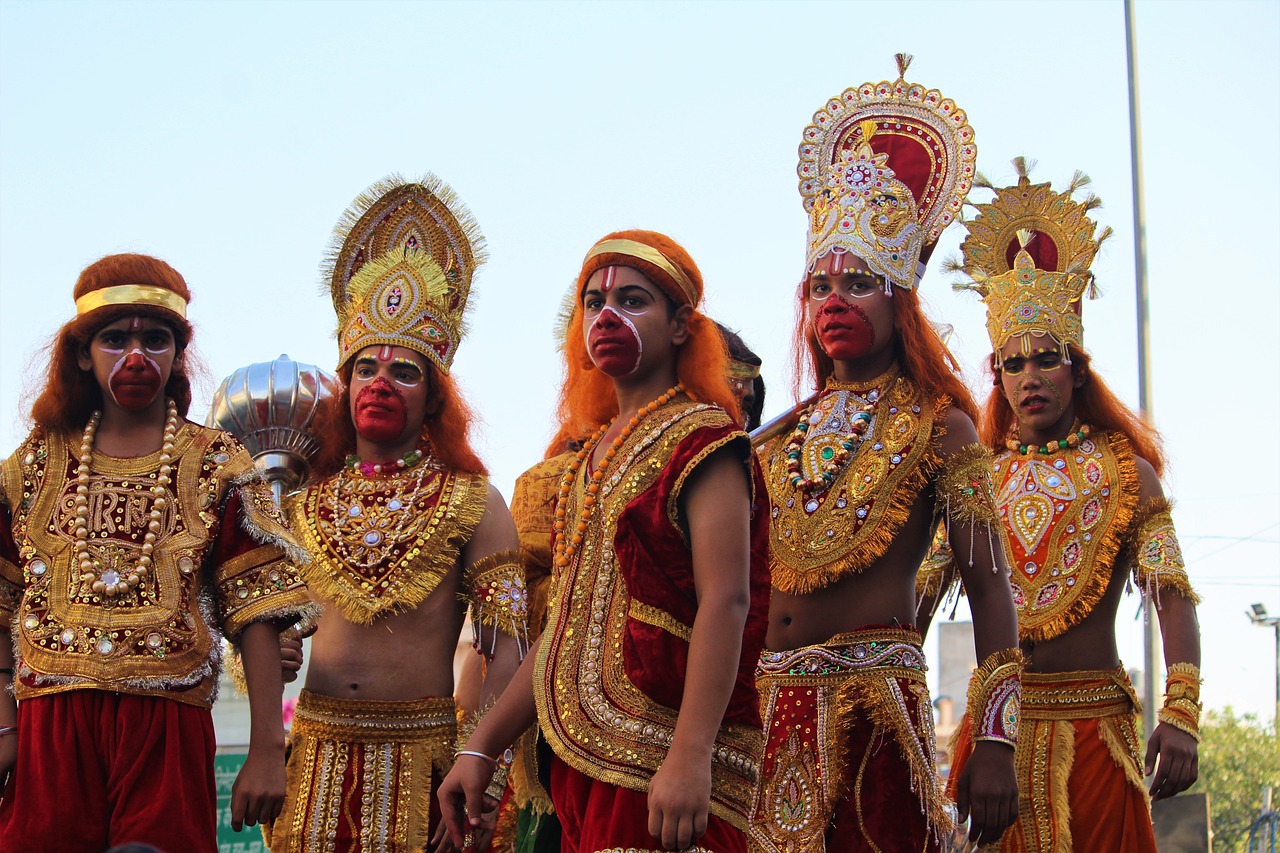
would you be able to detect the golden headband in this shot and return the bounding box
[75,284,188,319]
[727,360,762,381]
[583,239,699,305]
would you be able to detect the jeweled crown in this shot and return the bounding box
[953,158,1112,355]
[798,54,977,290]
[324,175,486,374]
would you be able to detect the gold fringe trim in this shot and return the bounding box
[769,393,949,595]
[291,473,488,625]
[936,442,1000,528]
[1099,714,1150,809]
[835,671,952,841]
[1129,496,1200,604]
[1021,431,1140,643]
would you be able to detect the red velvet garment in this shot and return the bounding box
[551,758,746,853]
[613,427,771,730]
[0,691,217,853]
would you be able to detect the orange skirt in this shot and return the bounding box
[947,668,1155,853]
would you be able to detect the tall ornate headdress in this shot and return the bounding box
[324,174,486,374]
[952,157,1112,359]
[798,54,977,290]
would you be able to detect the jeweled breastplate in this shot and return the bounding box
[765,375,941,594]
[289,461,486,623]
[993,431,1137,642]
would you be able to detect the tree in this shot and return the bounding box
[1190,709,1280,851]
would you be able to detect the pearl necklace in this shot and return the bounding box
[1007,423,1092,456]
[75,400,179,598]
[552,385,682,571]
[327,455,434,570]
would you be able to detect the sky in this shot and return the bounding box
[2,0,1278,722]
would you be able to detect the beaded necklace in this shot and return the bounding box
[1007,423,1092,456]
[552,384,682,571]
[344,447,424,477]
[783,365,898,494]
[75,399,179,597]
[327,454,434,569]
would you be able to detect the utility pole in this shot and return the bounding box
[1124,0,1160,745]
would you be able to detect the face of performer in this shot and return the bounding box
[581,266,689,379]
[805,252,894,364]
[348,345,431,447]
[77,315,181,412]
[997,332,1084,445]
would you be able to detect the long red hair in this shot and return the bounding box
[790,283,979,422]
[548,230,740,454]
[979,348,1165,476]
[30,254,195,433]
[310,364,487,479]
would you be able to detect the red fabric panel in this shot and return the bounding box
[0,691,217,853]
[613,427,770,729]
[550,759,746,853]
[208,487,260,566]
[1004,234,1060,274]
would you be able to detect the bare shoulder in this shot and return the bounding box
[1133,454,1165,504]
[462,481,518,564]
[938,404,982,457]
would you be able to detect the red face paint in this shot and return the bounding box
[814,297,876,360]
[108,350,164,411]
[600,266,618,293]
[126,316,143,332]
[353,377,409,443]
[376,346,393,363]
[586,307,642,377]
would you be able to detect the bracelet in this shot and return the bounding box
[1158,662,1202,742]
[0,726,16,737]
[967,647,1023,747]
[455,749,499,769]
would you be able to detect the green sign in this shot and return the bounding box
[215,749,266,853]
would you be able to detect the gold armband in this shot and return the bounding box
[463,549,529,659]
[1132,499,1199,605]
[937,443,1001,571]
[966,647,1023,747]
[1157,662,1202,741]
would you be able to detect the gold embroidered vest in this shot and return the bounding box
[993,430,1138,642]
[533,402,763,828]
[287,460,487,624]
[763,376,947,594]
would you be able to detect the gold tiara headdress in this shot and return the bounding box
[324,174,486,374]
[952,157,1112,356]
[798,54,977,290]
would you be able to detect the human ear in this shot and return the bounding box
[670,304,693,346]
[76,344,92,372]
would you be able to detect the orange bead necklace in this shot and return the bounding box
[552,384,683,571]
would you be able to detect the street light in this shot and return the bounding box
[1247,603,1280,726]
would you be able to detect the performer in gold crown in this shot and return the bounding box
[0,253,315,852]
[748,56,1022,852]
[264,176,528,853]
[439,229,770,852]
[926,159,1201,852]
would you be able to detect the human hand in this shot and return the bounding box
[647,749,711,850]
[954,741,1018,846]
[231,743,286,832]
[437,753,499,850]
[280,636,304,684]
[1145,722,1198,800]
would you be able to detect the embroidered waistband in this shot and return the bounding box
[758,628,926,677]
[1020,667,1139,721]
[292,690,458,743]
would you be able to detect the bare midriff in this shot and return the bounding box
[303,570,466,701]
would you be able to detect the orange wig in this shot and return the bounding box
[30,254,196,434]
[790,282,979,423]
[310,363,487,480]
[548,230,740,454]
[979,348,1165,476]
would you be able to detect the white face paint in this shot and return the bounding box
[107,348,163,384]
[587,306,644,376]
